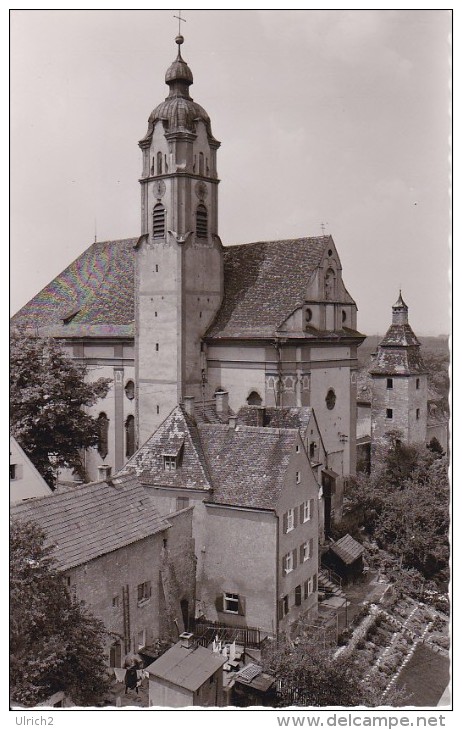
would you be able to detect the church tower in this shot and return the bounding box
[136,34,223,444]
[369,292,427,451]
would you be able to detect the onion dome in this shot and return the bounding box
[140,35,218,145]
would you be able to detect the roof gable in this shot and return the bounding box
[10,475,170,571]
[119,406,213,491]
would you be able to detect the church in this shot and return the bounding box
[12,32,365,519]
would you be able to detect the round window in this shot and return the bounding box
[326,389,336,410]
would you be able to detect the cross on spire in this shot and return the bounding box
[173,10,186,36]
[320,222,328,235]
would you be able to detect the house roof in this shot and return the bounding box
[119,406,213,491]
[206,236,349,339]
[10,475,170,571]
[146,642,226,691]
[199,424,299,510]
[236,406,313,436]
[330,534,364,565]
[11,238,136,337]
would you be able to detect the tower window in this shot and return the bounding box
[156,151,162,175]
[325,389,336,410]
[199,151,204,176]
[416,408,420,420]
[306,308,313,325]
[324,268,336,300]
[387,378,393,389]
[342,310,347,323]
[416,378,420,390]
[156,405,160,415]
[386,408,393,419]
[125,415,135,458]
[155,343,159,352]
[196,204,208,238]
[247,390,262,406]
[153,204,165,239]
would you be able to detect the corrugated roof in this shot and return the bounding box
[10,475,170,571]
[11,238,136,334]
[206,237,336,339]
[330,534,364,565]
[146,642,226,691]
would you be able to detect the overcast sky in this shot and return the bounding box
[10,9,451,335]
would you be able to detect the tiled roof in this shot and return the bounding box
[369,322,426,377]
[199,424,298,510]
[378,323,421,348]
[10,475,170,571]
[236,406,313,436]
[146,642,226,691]
[11,238,136,335]
[330,534,364,565]
[206,237,338,339]
[119,407,213,491]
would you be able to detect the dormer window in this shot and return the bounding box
[163,455,177,471]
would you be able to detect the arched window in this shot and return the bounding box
[199,152,204,176]
[324,268,336,300]
[156,151,162,175]
[125,415,135,458]
[196,204,208,238]
[97,413,109,460]
[247,390,262,406]
[125,380,135,400]
[153,204,165,239]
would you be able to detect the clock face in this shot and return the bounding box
[153,180,166,199]
[195,181,208,200]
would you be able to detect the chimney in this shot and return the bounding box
[215,390,229,417]
[183,395,195,419]
[179,631,194,649]
[228,415,237,429]
[255,406,265,427]
[98,464,112,481]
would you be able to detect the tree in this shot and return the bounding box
[10,519,110,707]
[262,631,405,707]
[10,330,110,486]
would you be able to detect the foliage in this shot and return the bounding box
[342,437,449,584]
[10,519,110,707]
[262,628,404,707]
[10,330,110,486]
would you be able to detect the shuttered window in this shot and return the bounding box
[153,204,165,239]
[196,204,208,238]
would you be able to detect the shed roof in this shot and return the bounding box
[10,475,170,571]
[146,643,226,691]
[330,534,365,565]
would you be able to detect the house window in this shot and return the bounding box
[163,455,177,471]
[386,408,393,419]
[301,538,314,563]
[155,343,159,352]
[301,499,313,523]
[125,415,135,458]
[223,593,239,614]
[176,496,189,511]
[387,378,393,389]
[416,408,420,420]
[325,388,336,410]
[309,442,316,459]
[283,552,293,574]
[152,204,166,239]
[138,629,146,650]
[296,444,300,453]
[416,378,420,390]
[285,508,295,533]
[304,577,314,600]
[125,380,135,400]
[97,412,109,459]
[9,464,17,480]
[295,585,302,607]
[196,204,208,238]
[296,471,301,484]
[137,581,151,604]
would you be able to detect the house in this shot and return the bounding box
[10,436,54,504]
[10,473,196,666]
[146,632,227,708]
[119,398,320,637]
[11,32,365,505]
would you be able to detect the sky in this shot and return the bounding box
[10,9,452,335]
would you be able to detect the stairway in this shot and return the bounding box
[318,568,345,601]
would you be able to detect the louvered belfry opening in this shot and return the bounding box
[153,204,166,239]
[196,204,208,238]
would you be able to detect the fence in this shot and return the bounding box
[193,617,262,649]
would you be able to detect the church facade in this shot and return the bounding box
[12,34,365,517]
